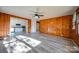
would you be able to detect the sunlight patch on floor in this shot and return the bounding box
[16,35,41,47]
[2,35,41,53]
[3,38,32,53]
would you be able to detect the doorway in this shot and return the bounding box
[10,17,28,36]
[36,21,40,33]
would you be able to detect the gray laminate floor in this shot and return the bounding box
[0,32,79,53]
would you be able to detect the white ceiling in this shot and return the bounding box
[0,6,78,20]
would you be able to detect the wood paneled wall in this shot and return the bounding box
[70,29,79,46]
[28,19,31,33]
[0,12,31,38]
[70,8,79,46]
[0,12,10,37]
[39,15,72,38]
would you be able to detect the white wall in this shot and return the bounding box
[10,17,27,26]
[31,17,38,33]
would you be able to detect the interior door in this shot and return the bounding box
[36,22,39,32]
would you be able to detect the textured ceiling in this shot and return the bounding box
[0,6,77,20]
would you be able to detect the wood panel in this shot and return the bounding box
[28,19,31,33]
[70,29,79,46]
[62,16,72,37]
[56,17,62,36]
[48,18,57,35]
[0,13,10,38]
[39,20,48,34]
[39,15,72,38]
[5,14,10,35]
[0,13,4,36]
